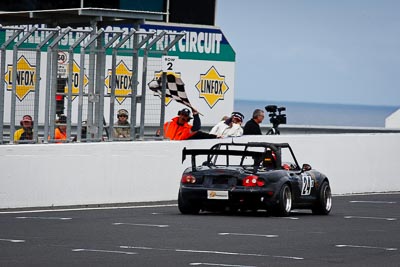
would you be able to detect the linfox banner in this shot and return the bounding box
[1,23,236,125]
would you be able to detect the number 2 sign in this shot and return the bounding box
[162,56,179,72]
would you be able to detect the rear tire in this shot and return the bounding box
[312,181,332,215]
[178,192,200,215]
[271,184,292,216]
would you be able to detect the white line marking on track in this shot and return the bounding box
[0,238,25,243]
[219,232,278,238]
[0,204,178,214]
[335,245,397,251]
[16,216,72,220]
[119,246,303,260]
[283,217,299,220]
[190,263,256,267]
[338,192,400,196]
[72,249,137,255]
[344,216,397,221]
[350,201,396,204]
[113,222,169,228]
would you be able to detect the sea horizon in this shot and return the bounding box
[234,99,399,128]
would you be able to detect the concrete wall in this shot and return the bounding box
[1,134,399,209]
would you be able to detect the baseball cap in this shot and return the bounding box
[58,115,67,123]
[22,115,33,122]
[179,108,192,119]
[231,112,244,122]
[117,109,129,117]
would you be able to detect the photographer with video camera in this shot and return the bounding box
[265,105,287,135]
[243,109,265,135]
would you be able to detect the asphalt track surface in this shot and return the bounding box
[0,193,399,267]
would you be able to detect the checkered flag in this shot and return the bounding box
[148,74,193,109]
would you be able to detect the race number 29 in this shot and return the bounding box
[301,174,314,195]
[162,56,179,72]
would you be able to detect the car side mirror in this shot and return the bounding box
[302,163,312,172]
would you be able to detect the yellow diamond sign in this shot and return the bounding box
[63,60,89,100]
[105,60,133,105]
[5,55,36,101]
[195,66,229,108]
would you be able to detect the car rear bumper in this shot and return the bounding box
[179,186,278,209]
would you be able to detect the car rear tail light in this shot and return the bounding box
[256,178,265,187]
[181,174,196,184]
[266,191,274,196]
[242,175,265,187]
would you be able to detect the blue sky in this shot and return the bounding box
[216,0,400,107]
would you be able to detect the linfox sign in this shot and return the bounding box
[195,66,229,108]
[5,55,36,101]
[63,60,89,100]
[4,56,89,102]
[105,60,133,105]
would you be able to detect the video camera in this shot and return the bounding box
[265,105,287,126]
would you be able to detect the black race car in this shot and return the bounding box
[178,142,332,216]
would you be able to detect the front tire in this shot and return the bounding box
[178,192,200,214]
[271,184,292,216]
[312,181,332,215]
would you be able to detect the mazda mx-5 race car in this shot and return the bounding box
[178,142,332,216]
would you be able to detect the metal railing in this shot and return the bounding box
[0,25,184,144]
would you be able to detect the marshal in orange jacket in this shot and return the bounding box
[163,117,196,140]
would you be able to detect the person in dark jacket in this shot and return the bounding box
[243,109,265,135]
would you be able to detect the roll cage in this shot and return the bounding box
[182,142,300,173]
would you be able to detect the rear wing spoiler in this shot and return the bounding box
[182,147,264,168]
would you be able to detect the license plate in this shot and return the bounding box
[207,190,229,200]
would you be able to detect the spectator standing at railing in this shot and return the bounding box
[113,109,130,140]
[243,109,265,135]
[14,115,34,143]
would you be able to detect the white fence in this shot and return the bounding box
[1,133,399,209]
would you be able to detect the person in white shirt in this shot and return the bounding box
[210,112,244,138]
